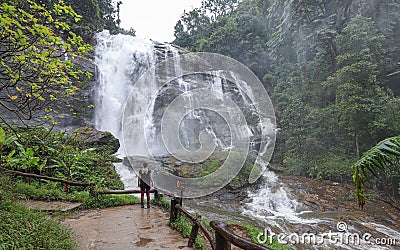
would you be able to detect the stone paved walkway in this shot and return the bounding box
[63,205,193,250]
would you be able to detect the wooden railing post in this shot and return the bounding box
[176,196,182,206]
[154,189,162,201]
[170,198,178,223]
[188,219,199,247]
[215,230,231,250]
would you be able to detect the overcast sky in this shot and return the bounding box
[119,0,203,43]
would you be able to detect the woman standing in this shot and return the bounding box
[138,162,154,208]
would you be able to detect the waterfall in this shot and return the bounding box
[94,30,157,155]
[94,31,303,219]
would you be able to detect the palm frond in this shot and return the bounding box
[352,136,400,208]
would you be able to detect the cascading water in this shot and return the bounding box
[242,170,318,232]
[94,30,157,155]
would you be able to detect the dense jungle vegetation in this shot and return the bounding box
[173,0,400,200]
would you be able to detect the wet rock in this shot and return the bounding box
[174,161,184,167]
[72,126,120,154]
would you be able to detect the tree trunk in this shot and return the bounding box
[355,130,360,159]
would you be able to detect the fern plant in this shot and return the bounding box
[352,136,400,207]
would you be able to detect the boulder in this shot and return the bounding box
[72,126,120,154]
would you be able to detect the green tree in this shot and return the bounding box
[173,0,400,183]
[0,0,92,128]
[324,16,387,157]
[64,0,102,43]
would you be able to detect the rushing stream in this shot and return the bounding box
[94,32,400,249]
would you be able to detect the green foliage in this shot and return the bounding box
[6,141,46,173]
[352,136,400,207]
[170,214,207,250]
[13,180,66,201]
[0,127,5,165]
[231,222,292,250]
[152,198,171,209]
[283,154,355,182]
[1,125,123,191]
[170,214,192,238]
[79,194,140,209]
[0,0,92,128]
[0,127,5,149]
[0,177,77,249]
[10,179,140,209]
[61,0,134,42]
[173,0,400,197]
[309,155,355,182]
[0,202,77,249]
[0,124,125,209]
[201,158,220,175]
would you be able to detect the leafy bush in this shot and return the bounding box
[171,214,192,238]
[309,154,355,182]
[283,154,355,182]
[282,156,311,176]
[1,125,123,191]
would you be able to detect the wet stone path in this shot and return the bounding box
[63,205,193,250]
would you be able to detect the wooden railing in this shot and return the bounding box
[169,197,271,250]
[170,197,216,248]
[92,189,162,200]
[210,221,270,250]
[2,169,271,249]
[0,167,95,187]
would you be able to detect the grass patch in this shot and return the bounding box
[229,222,293,250]
[0,177,77,250]
[7,177,140,209]
[170,214,208,250]
[152,197,171,209]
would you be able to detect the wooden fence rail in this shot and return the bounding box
[176,203,216,249]
[0,167,94,187]
[169,197,270,250]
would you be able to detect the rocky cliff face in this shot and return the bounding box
[55,55,97,132]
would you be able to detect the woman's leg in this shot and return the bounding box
[146,187,151,207]
[140,185,145,208]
